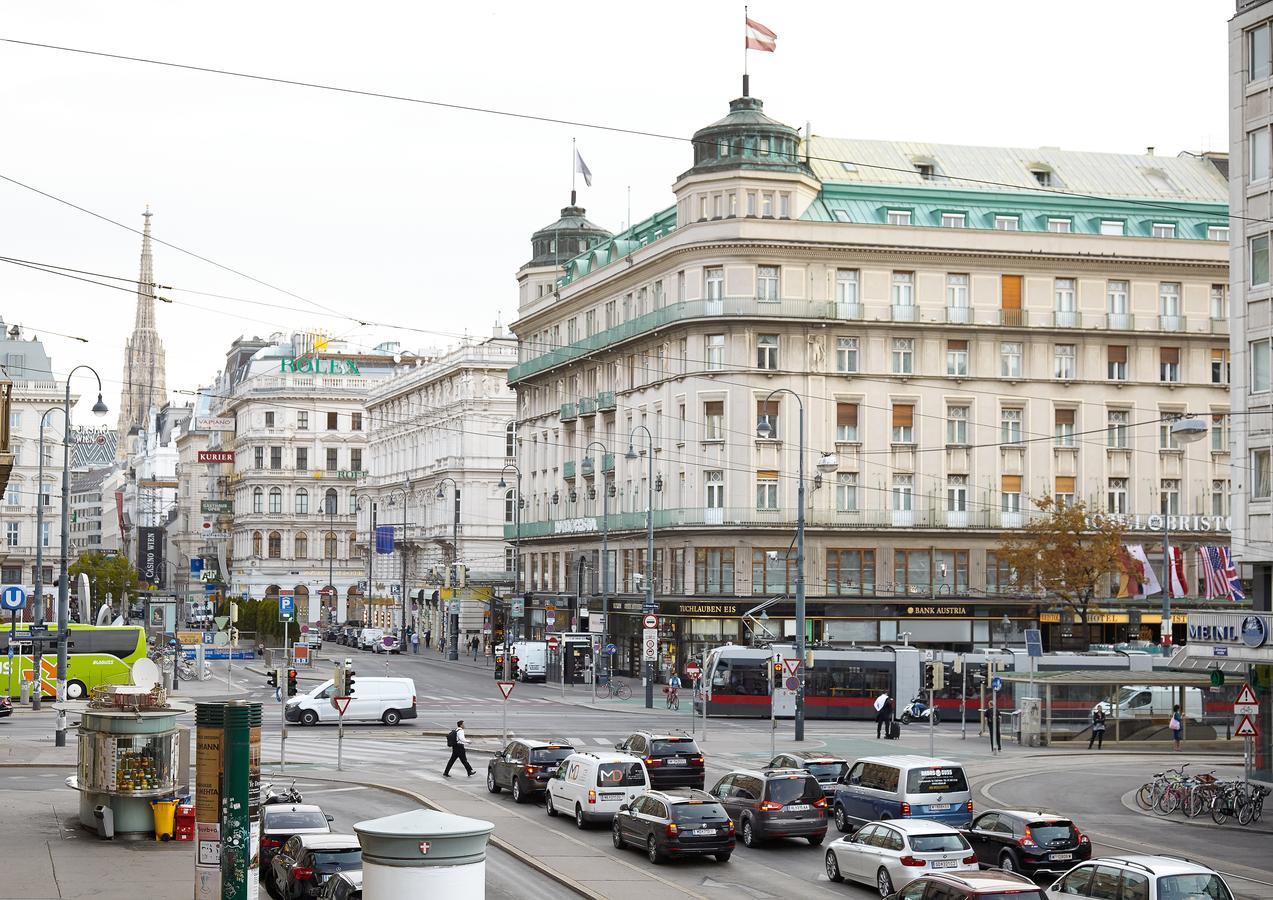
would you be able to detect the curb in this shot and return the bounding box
[1116,786,1273,836]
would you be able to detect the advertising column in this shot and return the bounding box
[194,704,224,900]
[218,700,262,900]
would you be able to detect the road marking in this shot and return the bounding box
[592,737,611,745]
[568,738,586,747]
[302,786,367,796]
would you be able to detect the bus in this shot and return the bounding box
[0,624,147,699]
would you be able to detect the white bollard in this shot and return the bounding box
[355,810,494,899]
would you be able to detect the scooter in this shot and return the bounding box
[262,781,303,805]
[899,695,940,725]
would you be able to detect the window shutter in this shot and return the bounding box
[1055,475,1076,493]
[756,470,779,480]
[892,404,914,428]
[1160,347,1180,365]
[1001,275,1023,310]
[1108,345,1128,363]
[757,399,779,419]
[948,339,968,352]
[1211,348,1226,362]
[1001,474,1022,492]
[1055,408,1076,426]
[837,403,859,428]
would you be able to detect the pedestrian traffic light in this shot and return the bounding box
[346,665,356,696]
[286,668,298,697]
[266,669,278,689]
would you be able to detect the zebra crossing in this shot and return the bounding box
[261,732,632,769]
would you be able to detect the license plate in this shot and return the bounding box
[927,804,951,811]
[691,828,716,836]
[666,758,687,766]
[1050,853,1073,861]
[600,792,624,800]
[932,860,957,868]
[785,804,810,812]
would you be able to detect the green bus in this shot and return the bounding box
[0,624,147,699]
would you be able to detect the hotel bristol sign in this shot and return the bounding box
[1086,513,1231,534]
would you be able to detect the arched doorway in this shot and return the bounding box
[294,584,310,625]
[347,585,362,626]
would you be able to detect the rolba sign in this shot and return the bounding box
[281,357,361,375]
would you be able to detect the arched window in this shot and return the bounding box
[504,489,516,524]
[251,531,263,557]
[295,488,309,515]
[295,532,308,559]
[324,488,338,516]
[324,531,337,560]
[347,532,357,559]
[268,531,282,558]
[252,487,263,514]
[268,487,282,514]
[505,422,516,458]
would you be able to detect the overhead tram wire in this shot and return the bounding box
[0,37,1254,228]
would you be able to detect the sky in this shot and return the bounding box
[0,0,1232,416]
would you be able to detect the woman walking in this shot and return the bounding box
[1170,704,1184,751]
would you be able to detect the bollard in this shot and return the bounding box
[20,677,30,705]
[354,810,494,899]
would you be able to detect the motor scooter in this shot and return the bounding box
[899,695,940,724]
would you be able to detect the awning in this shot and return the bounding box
[1170,644,1251,675]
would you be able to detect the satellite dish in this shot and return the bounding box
[130,657,161,691]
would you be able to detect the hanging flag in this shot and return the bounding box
[1220,547,1245,601]
[574,148,593,188]
[1199,545,1241,600]
[375,525,395,555]
[1166,546,1188,599]
[1117,544,1160,599]
[745,17,777,52]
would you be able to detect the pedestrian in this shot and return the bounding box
[471,636,480,661]
[443,719,475,777]
[1170,704,1183,751]
[410,630,419,654]
[1088,708,1106,750]
[874,692,894,739]
[424,629,431,649]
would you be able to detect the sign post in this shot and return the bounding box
[496,681,514,743]
[1234,683,1260,783]
[2,587,26,701]
[331,696,352,770]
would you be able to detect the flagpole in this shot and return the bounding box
[743,5,749,97]
[571,137,577,206]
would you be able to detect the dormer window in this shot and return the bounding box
[887,209,912,226]
[940,213,966,229]
[1030,168,1052,187]
[915,163,935,180]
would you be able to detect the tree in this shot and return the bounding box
[995,498,1127,646]
[69,551,141,615]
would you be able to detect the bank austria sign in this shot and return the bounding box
[553,517,598,535]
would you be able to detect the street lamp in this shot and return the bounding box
[56,366,108,746]
[582,441,610,701]
[383,483,411,641]
[755,388,837,742]
[1161,416,1208,648]
[354,493,376,629]
[435,476,460,660]
[626,429,658,709]
[498,463,522,682]
[32,406,65,712]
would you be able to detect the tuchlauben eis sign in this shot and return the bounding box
[281,357,361,375]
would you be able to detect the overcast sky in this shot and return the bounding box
[0,1,1231,415]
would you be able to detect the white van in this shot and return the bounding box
[357,628,385,651]
[511,641,548,682]
[285,676,417,726]
[545,751,649,829]
[1093,686,1203,720]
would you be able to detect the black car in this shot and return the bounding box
[615,732,705,790]
[963,809,1091,877]
[270,834,362,900]
[709,768,828,847]
[317,871,361,900]
[0,695,12,718]
[612,789,735,864]
[259,804,332,893]
[486,738,575,802]
[765,751,848,798]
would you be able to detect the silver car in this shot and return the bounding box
[824,819,977,897]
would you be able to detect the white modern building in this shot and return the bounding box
[70,466,123,554]
[120,402,191,589]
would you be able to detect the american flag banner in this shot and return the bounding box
[1199,546,1242,601]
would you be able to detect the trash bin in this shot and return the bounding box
[151,799,180,841]
[93,805,115,840]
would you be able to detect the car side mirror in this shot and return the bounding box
[619,803,630,812]
[325,815,334,823]
[614,744,624,751]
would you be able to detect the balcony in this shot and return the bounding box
[837,302,863,321]
[891,304,918,323]
[597,391,616,411]
[581,457,595,478]
[1158,315,1183,332]
[559,402,578,422]
[945,306,972,325]
[578,397,597,415]
[601,453,615,474]
[563,460,576,479]
[998,309,1027,327]
[1210,317,1228,334]
[1106,313,1133,330]
[1052,310,1079,328]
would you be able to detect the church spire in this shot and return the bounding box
[117,207,168,458]
[134,206,156,331]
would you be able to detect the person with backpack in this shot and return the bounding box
[874,693,895,739]
[1170,704,1184,751]
[443,719,475,777]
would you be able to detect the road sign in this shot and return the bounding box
[642,628,658,662]
[604,643,616,655]
[991,676,1003,692]
[214,616,229,630]
[512,597,525,618]
[1235,714,1259,738]
[1235,684,1260,717]
[685,661,702,679]
[448,599,461,615]
[546,636,560,652]
[496,681,515,700]
[0,585,27,611]
[331,696,351,716]
[279,595,295,621]
[642,613,659,629]
[1024,628,1043,658]
[784,658,801,676]
[784,676,800,692]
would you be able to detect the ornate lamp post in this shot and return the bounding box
[435,477,460,660]
[498,464,522,682]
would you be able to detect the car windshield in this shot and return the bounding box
[909,833,970,852]
[905,766,969,793]
[671,803,729,824]
[597,763,646,787]
[805,762,846,781]
[531,747,573,765]
[651,739,700,756]
[1157,874,1232,899]
[1028,821,1074,844]
[264,811,328,831]
[312,850,362,869]
[765,776,823,804]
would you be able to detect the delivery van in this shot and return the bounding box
[1093,685,1202,720]
[285,676,417,726]
[511,641,548,682]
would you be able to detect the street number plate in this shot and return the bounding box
[666,758,687,766]
[1050,853,1073,861]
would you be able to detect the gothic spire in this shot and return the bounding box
[117,207,168,457]
[134,206,156,332]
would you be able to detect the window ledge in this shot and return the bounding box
[890,442,917,449]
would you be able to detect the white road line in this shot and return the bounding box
[568,737,586,747]
[592,737,611,745]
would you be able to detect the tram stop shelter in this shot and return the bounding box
[997,669,1215,746]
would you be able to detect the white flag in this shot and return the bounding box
[574,147,593,187]
[1126,544,1161,599]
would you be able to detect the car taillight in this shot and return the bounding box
[665,822,679,838]
[644,757,663,767]
[898,855,926,867]
[966,800,974,814]
[411,695,416,706]
[900,802,911,816]
[587,790,597,804]
[260,837,281,849]
[812,797,828,809]
[727,819,735,834]
[962,854,978,865]
[292,866,314,881]
[691,756,704,765]
[1019,826,1038,848]
[758,800,783,811]
[1076,829,1090,845]
[526,765,539,775]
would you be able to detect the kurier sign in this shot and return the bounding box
[197,450,235,464]
[281,357,361,375]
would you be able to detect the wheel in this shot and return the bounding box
[65,680,88,700]
[1238,799,1256,826]
[741,817,758,847]
[646,835,663,864]
[1135,783,1155,810]
[574,804,587,830]
[512,778,526,804]
[715,851,732,862]
[615,682,631,700]
[545,792,558,817]
[900,712,913,725]
[382,709,401,726]
[1184,790,1206,818]
[877,867,894,897]
[999,850,1019,874]
[1211,801,1229,825]
[612,819,625,849]
[931,709,940,724]
[486,770,502,794]
[300,710,319,726]
[833,805,849,833]
[1157,789,1180,816]
[825,850,843,883]
[807,833,825,847]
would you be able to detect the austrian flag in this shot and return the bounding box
[745,17,777,52]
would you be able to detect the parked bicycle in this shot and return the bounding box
[602,678,631,701]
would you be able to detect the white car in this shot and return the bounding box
[824,819,977,897]
[1047,854,1234,900]
[545,752,650,830]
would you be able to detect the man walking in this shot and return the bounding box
[874,692,895,739]
[443,719,475,777]
[410,630,419,654]
[471,636,481,661]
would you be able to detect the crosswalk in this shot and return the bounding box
[261,732,631,769]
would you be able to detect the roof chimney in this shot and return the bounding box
[1146,146,1155,156]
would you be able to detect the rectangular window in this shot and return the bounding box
[704,470,724,510]
[1001,474,1022,513]
[703,400,724,440]
[994,215,1019,231]
[755,471,779,510]
[946,339,968,376]
[946,273,969,308]
[1254,449,1272,499]
[350,449,362,471]
[296,447,308,471]
[1152,223,1176,239]
[694,548,735,594]
[1107,280,1130,321]
[986,552,1015,594]
[746,192,757,216]
[1212,349,1231,385]
[946,405,969,445]
[1054,344,1076,379]
[1055,407,1076,446]
[1160,419,1182,451]
[891,271,914,306]
[1047,218,1072,233]
[756,334,779,370]
[326,448,338,471]
[886,209,911,226]
[326,411,338,430]
[835,336,859,373]
[1000,341,1022,378]
[1252,235,1270,286]
[297,410,308,430]
[1159,347,1180,383]
[835,269,859,304]
[270,446,283,470]
[1160,479,1181,516]
[1208,226,1230,242]
[1212,413,1230,453]
[253,446,264,469]
[1160,282,1181,318]
[1054,475,1076,508]
[756,399,779,440]
[891,404,914,444]
[892,474,914,511]
[835,402,859,442]
[1107,344,1128,381]
[891,338,914,374]
[940,213,965,228]
[1211,284,1230,320]
[835,472,858,512]
[264,411,275,428]
[1252,338,1272,391]
[751,548,795,594]
[1100,220,1124,236]
[1253,23,1273,81]
[706,334,725,370]
[351,412,362,431]
[705,267,724,300]
[1253,128,1272,183]
[1212,479,1230,516]
[1054,277,1076,313]
[948,474,968,511]
[1000,407,1023,444]
[1107,410,1130,448]
[826,549,874,595]
[5,523,18,547]
[757,265,780,301]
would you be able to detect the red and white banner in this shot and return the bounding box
[1166,546,1188,599]
[745,17,777,52]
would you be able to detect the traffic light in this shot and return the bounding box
[346,664,357,696]
[924,662,936,691]
[933,663,945,691]
[266,669,278,689]
[286,669,298,697]
[333,665,346,696]
[510,656,520,680]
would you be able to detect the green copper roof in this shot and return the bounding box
[556,205,678,286]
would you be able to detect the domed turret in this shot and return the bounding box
[523,204,612,271]
[680,95,811,180]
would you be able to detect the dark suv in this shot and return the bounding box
[886,870,1045,900]
[611,789,735,864]
[486,739,574,803]
[709,768,828,847]
[766,751,849,798]
[964,808,1091,877]
[615,732,705,790]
